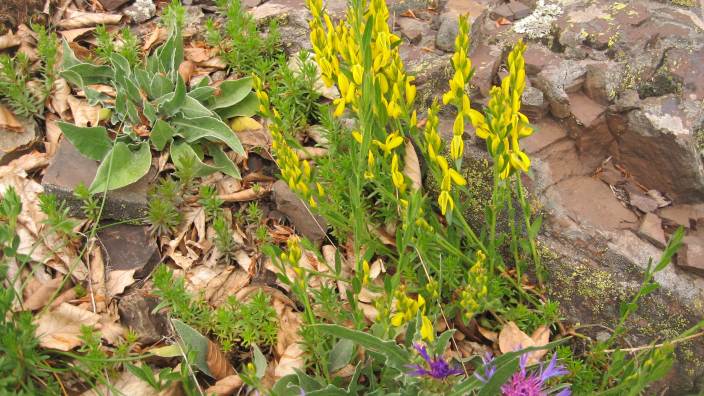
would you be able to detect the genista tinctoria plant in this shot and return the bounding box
[58,18,256,193]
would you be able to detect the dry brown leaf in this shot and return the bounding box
[274,342,305,378]
[218,186,271,202]
[68,96,101,127]
[0,105,24,132]
[23,277,64,311]
[477,324,498,343]
[295,147,328,160]
[89,244,108,312]
[98,318,126,345]
[179,60,195,84]
[58,11,122,29]
[59,27,95,43]
[498,321,534,354]
[234,250,253,272]
[205,374,243,396]
[237,128,272,147]
[207,340,236,380]
[143,27,168,52]
[35,303,101,351]
[185,47,213,63]
[205,267,251,305]
[529,325,551,362]
[0,32,21,50]
[45,116,63,157]
[498,321,546,365]
[106,269,136,297]
[81,367,180,396]
[403,141,422,191]
[359,302,379,322]
[198,56,227,69]
[51,79,71,118]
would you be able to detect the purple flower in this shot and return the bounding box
[407,343,464,379]
[475,352,497,383]
[477,352,571,396]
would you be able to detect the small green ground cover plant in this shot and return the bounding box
[58,14,257,193]
[0,23,58,117]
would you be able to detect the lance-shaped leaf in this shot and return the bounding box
[216,92,259,120]
[209,144,241,179]
[171,115,244,156]
[170,140,220,177]
[150,120,175,151]
[58,122,112,161]
[211,77,253,110]
[90,141,152,193]
[159,76,186,117]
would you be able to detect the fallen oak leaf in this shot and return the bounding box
[0,32,21,50]
[23,276,64,311]
[208,340,236,380]
[529,325,551,363]
[205,375,244,396]
[58,11,122,29]
[403,140,422,191]
[218,186,271,202]
[498,321,534,356]
[0,105,24,132]
[274,342,305,378]
[106,269,136,297]
[34,303,101,351]
[59,27,95,43]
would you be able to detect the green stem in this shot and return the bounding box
[516,175,543,286]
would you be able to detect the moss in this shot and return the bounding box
[671,0,696,7]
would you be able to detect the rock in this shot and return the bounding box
[272,180,328,246]
[404,51,452,108]
[584,62,621,106]
[97,0,131,11]
[637,213,667,248]
[123,0,156,23]
[659,204,704,229]
[435,13,459,52]
[533,61,587,119]
[630,194,659,213]
[118,291,170,345]
[520,86,548,122]
[98,224,160,279]
[490,4,513,21]
[543,176,638,231]
[468,44,502,100]
[523,43,560,76]
[616,95,704,203]
[508,1,531,20]
[0,115,36,166]
[397,17,425,45]
[678,232,704,277]
[521,118,567,155]
[570,92,605,128]
[387,0,432,15]
[42,139,155,222]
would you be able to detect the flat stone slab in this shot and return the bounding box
[42,139,155,222]
[0,116,36,166]
[98,224,160,279]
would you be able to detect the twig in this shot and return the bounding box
[603,331,704,354]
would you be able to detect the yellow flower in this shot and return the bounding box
[420,315,435,341]
[391,154,406,192]
[438,190,454,215]
[362,259,370,286]
[405,77,416,104]
[373,132,404,155]
[352,130,363,143]
[450,135,464,161]
[351,64,363,85]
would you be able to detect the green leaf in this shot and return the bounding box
[181,95,214,118]
[89,142,152,193]
[188,86,216,103]
[252,344,267,379]
[211,77,253,110]
[150,120,175,151]
[311,324,409,370]
[172,115,244,156]
[328,339,354,373]
[159,76,186,117]
[476,356,519,396]
[209,144,240,179]
[216,92,259,119]
[150,344,182,358]
[61,40,81,69]
[157,27,183,76]
[150,74,174,100]
[170,140,219,177]
[61,63,114,86]
[57,122,112,161]
[170,319,213,378]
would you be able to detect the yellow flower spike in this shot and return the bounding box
[391,154,406,192]
[452,114,464,136]
[420,315,435,341]
[391,312,405,327]
[367,150,375,167]
[374,132,404,155]
[411,110,417,127]
[362,260,370,286]
[352,130,363,143]
[417,294,425,309]
[351,64,363,85]
[449,168,467,186]
[333,98,346,117]
[438,190,454,215]
[450,135,464,161]
[316,182,325,196]
[405,78,416,104]
[302,160,311,179]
